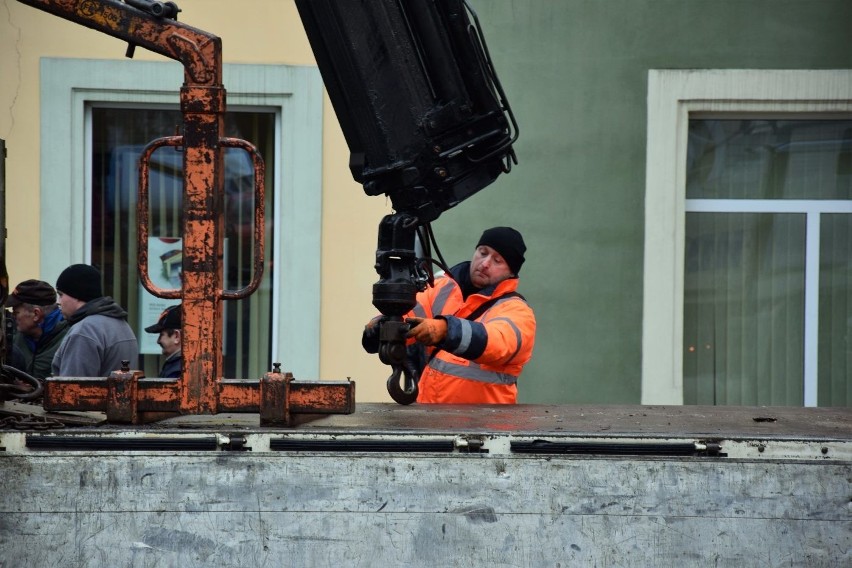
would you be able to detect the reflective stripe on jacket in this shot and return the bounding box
[411,272,536,404]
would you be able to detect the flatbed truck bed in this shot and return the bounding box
[1,403,849,566]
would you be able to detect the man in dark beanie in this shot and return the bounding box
[52,264,139,377]
[363,226,536,404]
[5,279,68,379]
[472,226,527,279]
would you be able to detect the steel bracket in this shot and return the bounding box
[44,370,355,426]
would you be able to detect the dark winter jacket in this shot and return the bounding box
[10,308,69,379]
[160,351,181,379]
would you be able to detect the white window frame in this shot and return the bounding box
[39,58,324,378]
[642,69,852,405]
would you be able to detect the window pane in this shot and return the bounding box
[91,106,275,379]
[683,212,805,405]
[818,214,852,406]
[687,120,852,200]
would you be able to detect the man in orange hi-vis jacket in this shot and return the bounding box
[364,227,536,404]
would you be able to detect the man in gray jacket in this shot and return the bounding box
[52,264,139,377]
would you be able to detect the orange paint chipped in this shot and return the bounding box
[26,0,354,425]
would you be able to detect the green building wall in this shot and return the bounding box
[429,1,852,403]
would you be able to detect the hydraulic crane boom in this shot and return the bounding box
[295,0,518,220]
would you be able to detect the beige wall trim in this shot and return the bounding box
[641,69,852,405]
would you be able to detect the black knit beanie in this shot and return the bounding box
[55,264,103,302]
[476,226,526,275]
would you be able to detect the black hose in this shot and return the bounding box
[0,364,44,400]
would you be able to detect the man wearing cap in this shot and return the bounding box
[145,305,182,378]
[364,226,536,404]
[5,279,69,379]
[52,264,139,377]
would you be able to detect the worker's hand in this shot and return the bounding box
[405,317,447,346]
[361,315,387,354]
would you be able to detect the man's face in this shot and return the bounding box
[469,245,514,288]
[12,305,40,337]
[157,330,181,357]
[57,292,83,319]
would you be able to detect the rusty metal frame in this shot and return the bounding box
[19,0,354,424]
[47,367,355,426]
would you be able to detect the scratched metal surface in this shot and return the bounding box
[4,400,851,438]
[2,401,849,441]
[151,403,852,440]
[2,402,851,566]
[2,443,850,566]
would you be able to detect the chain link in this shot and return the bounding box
[0,413,66,430]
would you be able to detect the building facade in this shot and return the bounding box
[0,0,849,405]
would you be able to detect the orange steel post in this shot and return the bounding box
[176,82,226,415]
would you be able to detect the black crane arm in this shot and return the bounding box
[295,0,518,223]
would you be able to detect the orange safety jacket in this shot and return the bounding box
[409,264,536,404]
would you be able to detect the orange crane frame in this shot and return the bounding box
[18,0,355,424]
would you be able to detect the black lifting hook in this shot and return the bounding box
[386,361,419,405]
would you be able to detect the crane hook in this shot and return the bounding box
[386,360,419,405]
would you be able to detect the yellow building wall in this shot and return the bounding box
[0,0,393,401]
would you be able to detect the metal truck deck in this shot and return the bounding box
[1,403,849,566]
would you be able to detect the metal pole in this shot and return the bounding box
[0,139,6,263]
